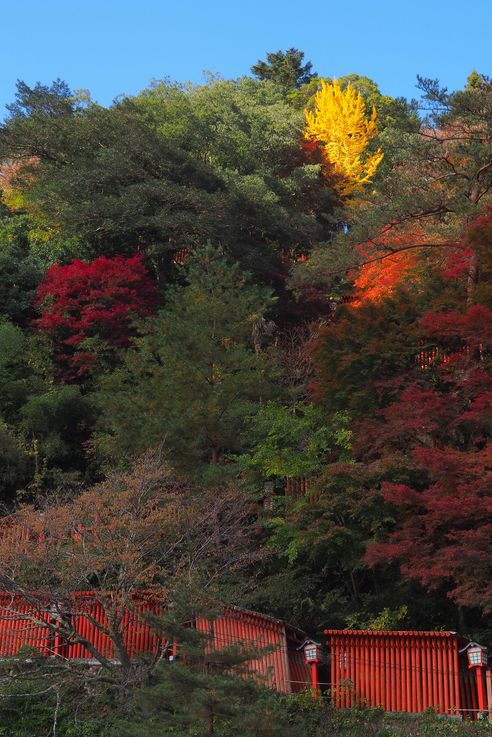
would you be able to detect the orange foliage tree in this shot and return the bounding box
[0,450,262,685]
[350,227,428,306]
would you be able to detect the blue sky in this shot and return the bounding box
[1,0,490,116]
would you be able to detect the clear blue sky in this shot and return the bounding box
[1,0,490,117]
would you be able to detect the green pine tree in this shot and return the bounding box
[96,245,279,481]
[112,618,299,737]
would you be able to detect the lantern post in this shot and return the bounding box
[464,643,488,716]
[302,639,322,698]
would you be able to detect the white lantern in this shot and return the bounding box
[466,643,488,668]
[303,640,321,663]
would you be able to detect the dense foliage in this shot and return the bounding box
[35,254,159,380]
[304,80,384,196]
[0,51,490,734]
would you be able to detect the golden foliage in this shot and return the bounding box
[304,80,384,197]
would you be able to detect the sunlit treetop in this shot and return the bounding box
[251,48,316,90]
[351,249,418,307]
[304,79,384,197]
[350,227,430,306]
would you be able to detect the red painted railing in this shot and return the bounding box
[172,248,189,265]
[416,346,471,370]
[0,592,309,694]
[0,593,487,711]
[325,630,488,718]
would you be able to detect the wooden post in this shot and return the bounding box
[476,667,487,714]
[310,661,319,698]
[485,669,492,715]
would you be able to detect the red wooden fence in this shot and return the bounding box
[0,592,163,660]
[325,630,487,717]
[416,346,472,370]
[196,605,309,693]
[0,592,487,711]
[0,592,310,693]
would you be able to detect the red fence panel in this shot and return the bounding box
[324,630,486,718]
[197,606,294,693]
[0,593,54,657]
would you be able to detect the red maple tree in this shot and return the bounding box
[364,301,492,611]
[351,227,428,307]
[35,254,159,380]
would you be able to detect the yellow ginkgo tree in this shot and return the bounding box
[304,80,383,197]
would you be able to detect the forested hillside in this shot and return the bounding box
[0,49,490,734]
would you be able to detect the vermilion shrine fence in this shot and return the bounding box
[0,592,310,694]
[0,593,488,715]
[325,629,490,718]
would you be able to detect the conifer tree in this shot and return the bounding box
[96,245,279,479]
[115,624,297,737]
[251,48,315,91]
